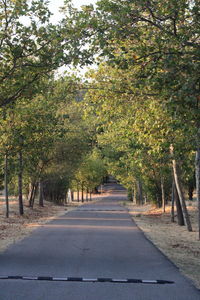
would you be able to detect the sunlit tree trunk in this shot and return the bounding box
[71,190,74,202]
[171,179,175,222]
[170,145,192,231]
[174,183,185,226]
[39,179,44,207]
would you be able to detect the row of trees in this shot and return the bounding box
[0,75,107,216]
[70,0,200,236]
[0,0,106,217]
[1,0,200,240]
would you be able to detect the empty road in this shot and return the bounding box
[0,183,199,300]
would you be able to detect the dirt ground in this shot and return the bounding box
[127,202,200,289]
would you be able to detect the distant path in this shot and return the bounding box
[0,183,199,300]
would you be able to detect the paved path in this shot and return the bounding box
[0,183,199,300]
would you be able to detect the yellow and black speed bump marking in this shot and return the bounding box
[0,276,174,284]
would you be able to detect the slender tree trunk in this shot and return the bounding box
[81,184,84,203]
[71,191,74,202]
[136,180,143,205]
[195,128,200,239]
[171,179,175,222]
[161,176,165,213]
[131,188,134,203]
[133,183,137,204]
[90,191,92,201]
[28,183,34,207]
[86,190,88,201]
[4,151,9,218]
[188,182,194,201]
[39,179,44,207]
[28,183,35,207]
[170,145,192,231]
[77,188,80,202]
[31,184,38,208]
[18,150,24,215]
[174,184,185,226]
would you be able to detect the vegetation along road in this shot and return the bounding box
[1,1,200,299]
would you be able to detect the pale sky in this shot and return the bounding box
[49,0,97,23]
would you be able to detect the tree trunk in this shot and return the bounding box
[136,180,143,205]
[86,188,89,201]
[71,191,74,202]
[133,184,137,204]
[81,184,84,202]
[195,128,200,239]
[18,150,24,215]
[90,191,92,201]
[4,151,9,218]
[161,176,165,213]
[171,179,175,222]
[188,182,194,201]
[31,184,38,208]
[28,183,34,207]
[77,188,80,202]
[39,179,44,207]
[174,183,185,226]
[170,145,192,231]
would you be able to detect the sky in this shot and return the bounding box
[49,0,97,23]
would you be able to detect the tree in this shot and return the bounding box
[74,149,107,198]
[74,0,199,233]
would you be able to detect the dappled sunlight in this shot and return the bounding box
[27,224,136,231]
[0,201,17,206]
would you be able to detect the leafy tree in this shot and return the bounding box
[74,148,107,200]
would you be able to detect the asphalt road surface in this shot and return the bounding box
[0,183,199,300]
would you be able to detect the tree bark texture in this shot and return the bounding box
[18,150,24,215]
[4,152,9,218]
[39,179,44,207]
[29,183,37,208]
[170,145,192,231]
[77,188,80,202]
[174,183,185,226]
[195,129,200,239]
[161,176,165,213]
[81,184,84,202]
